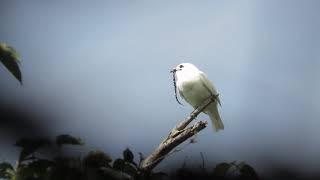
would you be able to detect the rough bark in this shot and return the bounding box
[139,94,219,172]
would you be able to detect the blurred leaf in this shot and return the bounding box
[113,158,137,176]
[240,163,259,179]
[15,164,34,180]
[113,159,125,170]
[99,167,132,180]
[16,163,50,180]
[123,148,134,163]
[5,169,15,179]
[49,157,84,179]
[27,159,55,175]
[0,162,14,171]
[189,138,197,144]
[122,162,137,177]
[19,148,36,163]
[151,172,169,180]
[175,167,194,180]
[83,150,112,168]
[213,162,231,177]
[0,162,14,179]
[56,134,83,147]
[15,138,51,162]
[0,42,22,83]
[53,156,82,169]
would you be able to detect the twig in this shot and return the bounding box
[200,152,205,170]
[138,152,144,167]
[139,94,218,172]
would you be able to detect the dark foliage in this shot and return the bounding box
[56,134,84,147]
[2,134,320,180]
[83,150,112,168]
[0,134,261,180]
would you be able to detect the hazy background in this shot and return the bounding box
[1,0,320,176]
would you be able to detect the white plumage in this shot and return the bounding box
[172,63,224,132]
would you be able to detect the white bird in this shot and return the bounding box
[171,63,224,132]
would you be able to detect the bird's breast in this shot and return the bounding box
[177,76,199,92]
[177,76,211,108]
[180,80,197,92]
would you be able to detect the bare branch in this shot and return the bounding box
[175,94,219,131]
[139,94,218,172]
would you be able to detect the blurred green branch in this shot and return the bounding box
[0,42,22,84]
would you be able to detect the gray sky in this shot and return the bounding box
[1,0,320,175]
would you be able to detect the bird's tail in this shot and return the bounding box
[207,104,224,132]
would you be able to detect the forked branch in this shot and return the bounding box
[139,94,219,172]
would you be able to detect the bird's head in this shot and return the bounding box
[170,63,199,74]
[170,63,200,105]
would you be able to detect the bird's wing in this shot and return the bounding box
[199,71,221,106]
[178,87,186,101]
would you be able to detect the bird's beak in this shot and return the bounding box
[170,68,177,73]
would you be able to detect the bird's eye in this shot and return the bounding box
[179,65,184,68]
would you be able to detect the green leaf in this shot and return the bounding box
[0,162,14,171]
[213,162,231,177]
[0,162,14,179]
[56,134,84,146]
[240,163,259,179]
[0,42,22,83]
[123,148,134,163]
